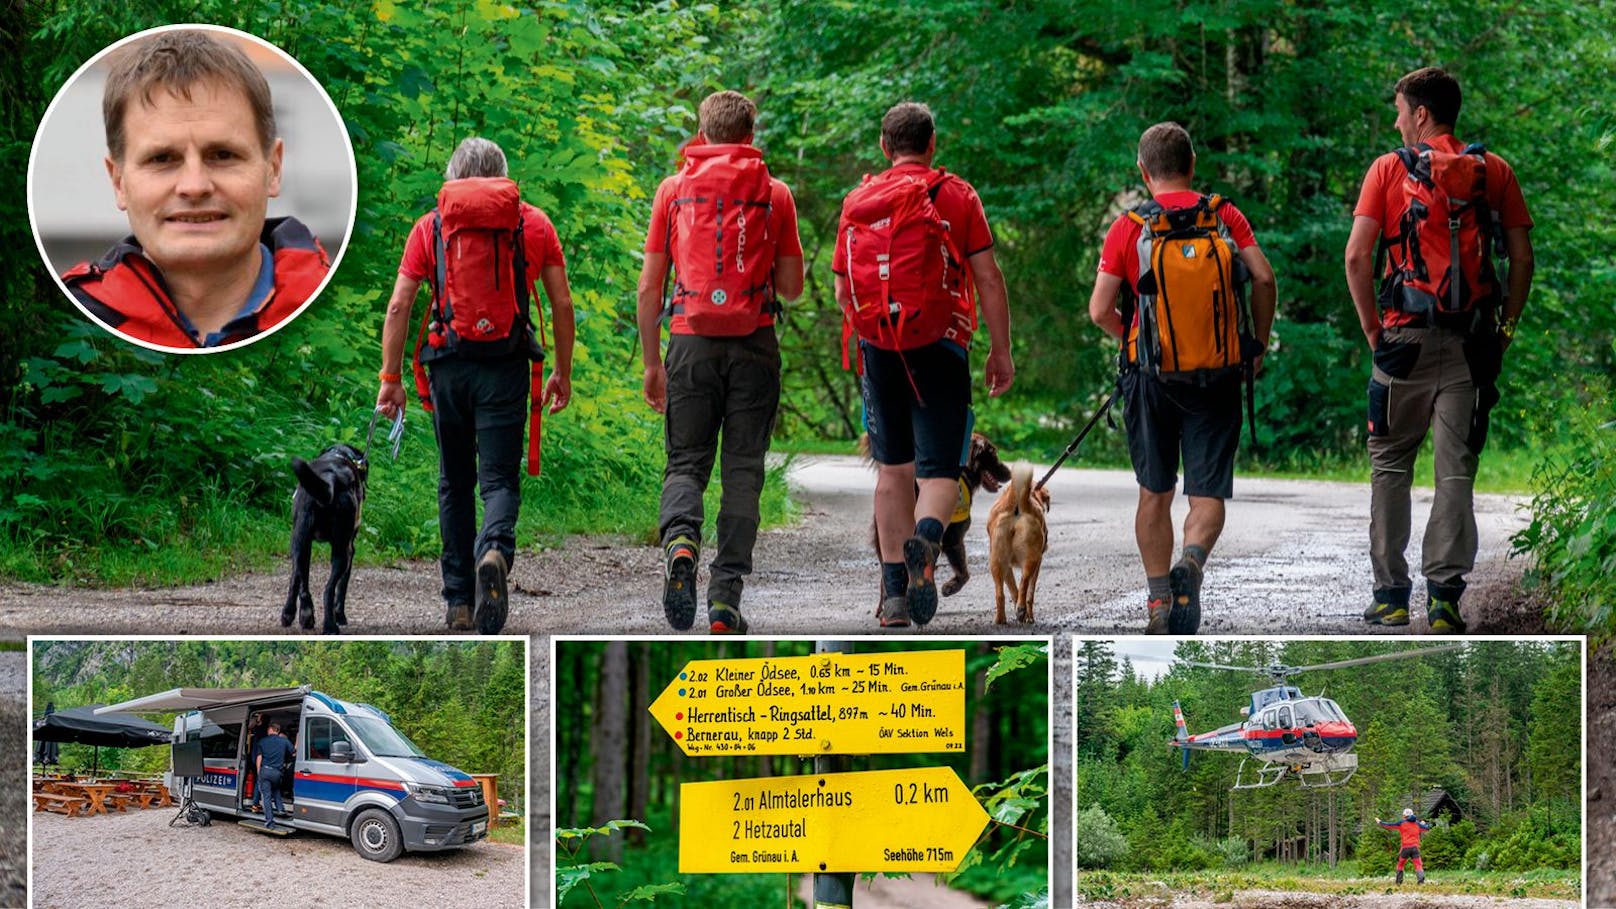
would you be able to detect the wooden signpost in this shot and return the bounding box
[657,647,990,881]
[648,649,967,756]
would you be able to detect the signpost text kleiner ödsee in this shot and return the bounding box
[676,766,990,873]
[647,649,966,756]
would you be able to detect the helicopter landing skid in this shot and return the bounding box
[1232,758,1291,789]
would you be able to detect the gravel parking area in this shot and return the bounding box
[31,805,524,909]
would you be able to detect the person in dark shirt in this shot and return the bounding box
[252,721,296,830]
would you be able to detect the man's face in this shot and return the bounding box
[1393,93,1422,147]
[106,79,282,275]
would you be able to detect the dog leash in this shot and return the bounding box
[366,408,406,462]
[1035,388,1118,491]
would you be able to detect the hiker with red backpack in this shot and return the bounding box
[835,101,1014,629]
[1088,122,1277,635]
[1346,67,1534,634]
[376,137,576,634]
[638,91,804,634]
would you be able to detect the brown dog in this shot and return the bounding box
[986,463,1050,625]
[864,432,1012,611]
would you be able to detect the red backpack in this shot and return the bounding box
[1379,142,1502,319]
[663,143,778,336]
[411,177,549,474]
[837,167,974,367]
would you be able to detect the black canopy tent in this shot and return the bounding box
[32,704,171,777]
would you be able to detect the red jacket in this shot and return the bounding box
[63,217,330,349]
[1380,817,1431,848]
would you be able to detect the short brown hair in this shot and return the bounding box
[881,102,934,157]
[1137,122,1194,180]
[102,29,277,161]
[1395,66,1462,128]
[698,90,756,144]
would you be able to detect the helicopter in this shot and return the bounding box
[1165,644,1463,790]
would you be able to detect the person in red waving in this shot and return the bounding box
[1377,807,1434,884]
[834,101,1014,628]
[1088,122,1277,634]
[376,137,576,634]
[1346,67,1534,633]
[62,30,329,351]
[637,91,804,634]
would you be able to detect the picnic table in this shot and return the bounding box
[33,791,87,816]
[52,782,119,815]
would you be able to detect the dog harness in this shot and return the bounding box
[951,476,973,524]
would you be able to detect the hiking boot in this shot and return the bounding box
[662,537,699,631]
[1365,586,1411,626]
[877,595,911,629]
[446,602,473,632]
[1416,870,1425,885]
[1167,558,1203,634]
[708,602,749,635]
[1428,598,1466,633]
[902,535,941,625]
[1396,869,1404,886]
[474,550,509,634]
[1145,596,1171,634]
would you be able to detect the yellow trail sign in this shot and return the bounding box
[647,649,965,756]
[678,766,989,873]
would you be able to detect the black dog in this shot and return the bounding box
[866,432,1013,608]
[284,443,368,635]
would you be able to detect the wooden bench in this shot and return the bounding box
[33,793,87,816]
[105,793,137,812]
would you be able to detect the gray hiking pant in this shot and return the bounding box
[658,327,780,607]
[1367,326,1483,595]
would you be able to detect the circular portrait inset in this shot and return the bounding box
[28,24,356,353]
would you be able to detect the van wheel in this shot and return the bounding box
[351,808,404,862]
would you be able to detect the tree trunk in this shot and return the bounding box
[970,642,991,784]
[627,642,651,845]
[590,642,630,863]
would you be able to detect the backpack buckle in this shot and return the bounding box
[877,253,890,282]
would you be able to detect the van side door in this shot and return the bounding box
[294,715,359,833]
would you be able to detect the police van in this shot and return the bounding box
[99,686,489,861]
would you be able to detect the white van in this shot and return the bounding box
[100,686,489,861]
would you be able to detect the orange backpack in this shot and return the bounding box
[1379,141,1502,320]
[1121,194,1255,378]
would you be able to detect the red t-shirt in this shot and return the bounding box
[398,201,566,285]
[1097,190,1259,290]
[1353,135,1532,232]
[832,163,995,275]
[645,168,803,335]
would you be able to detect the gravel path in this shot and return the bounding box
[31,805,525,909]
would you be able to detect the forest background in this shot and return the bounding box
[29,638,528,834]
[1,0,1614,631]
[553,639,1049,907]
[1075,639,1582,899]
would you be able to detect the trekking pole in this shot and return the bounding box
[1035,387,1118,490]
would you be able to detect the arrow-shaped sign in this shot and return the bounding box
[648,649,965,756]
[677,766,989,873]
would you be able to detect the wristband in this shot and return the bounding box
[379,371,402,383]
[1498,318,1518,341]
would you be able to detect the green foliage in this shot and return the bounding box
[1513,381,1616,638]
[556,820,686,907]
[984,641,1048,692]
[1075,805,1129,869]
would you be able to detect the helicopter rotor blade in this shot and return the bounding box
[1281,644,1464,675]
[1174,659,1275,674]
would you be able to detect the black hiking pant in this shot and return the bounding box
[429,355,527,606]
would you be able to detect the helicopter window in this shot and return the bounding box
[1321,699,1345,721]
[1294,702,1316,726]
[1262,710,1276,730]
[1278,706,1292,728]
